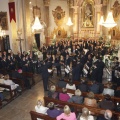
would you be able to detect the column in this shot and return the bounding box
[72,6,79,39]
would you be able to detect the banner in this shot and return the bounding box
[8,2,16,22]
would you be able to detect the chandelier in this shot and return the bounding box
[102,12,117,28]
[32,16,43,31]
[66,17,73,26]
[98,16,104,25]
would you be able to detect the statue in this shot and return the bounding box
[82,2,94,27]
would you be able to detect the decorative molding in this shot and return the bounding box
[51,27,67,39]
[0,12,8,30]
[43,0,50,6]
[81,0,94,28]
[33,6,41,19]
[52,6,65,26]
[112,0,120,21]
[110,27,120,40]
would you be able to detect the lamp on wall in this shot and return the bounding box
[66,17,73,26]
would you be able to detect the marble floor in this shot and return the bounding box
[0,75,46,120]
[0,73,59,120]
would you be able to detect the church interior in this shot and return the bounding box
[0,0,120,120]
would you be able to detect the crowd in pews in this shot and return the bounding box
[33,83,120,120]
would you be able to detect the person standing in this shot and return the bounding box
[41,61,49,91]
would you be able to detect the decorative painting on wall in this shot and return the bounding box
[0,12,8,30]
[52,6,65,26]
[112,0,120,21]
[33,6,41,19]
[81,0,94,28]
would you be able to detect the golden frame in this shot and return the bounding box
[81,0,95,28]
[33,5,41,19]
[0,12,8,30]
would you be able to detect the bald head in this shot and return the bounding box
[104,110,112,119]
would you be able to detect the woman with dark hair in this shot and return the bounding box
[99,94,115,110]
[47,102,63,118]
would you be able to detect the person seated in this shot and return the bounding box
[59,88,70,101]
[47,102,63,118]
[84,92,97,107]
[48,85,58,99]
[103,82,114,96]
[97,109,113,120]
[115,86,120,97]
[66,79,76,90]
[89,81,100,94]
[78,107,94,120]
[77,79,88,92]
[57,78,67,88]
[12,69,31,89]
[3,74,20,91]
[56,105,77,120]
[0,74,5,92]
[68,89,83,104]
[99,94,115,110]
[35,99,48,120]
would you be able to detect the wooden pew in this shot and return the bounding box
[56,87,120,104]
[22,72,35,86]
[64,79,108,88]
[30,111,56,120]
[44,96,120,119]
[11,78,25,91]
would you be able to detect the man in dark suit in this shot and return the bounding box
[89,81,100,94]
[78,79,88,92]
[41,61,49,91]
[97,109,113,120]
[57,78,67,88]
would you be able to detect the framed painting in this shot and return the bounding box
[0,12,8,30]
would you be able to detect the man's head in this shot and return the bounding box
[104,110,112,119]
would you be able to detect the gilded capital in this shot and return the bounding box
[67,0,74,8]
[43,0,50,6]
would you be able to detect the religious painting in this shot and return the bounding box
[51,27,67,39]
[109,27,120,40]
[52,6,65,26]
[33,6,41,19]
[112,0,120,21]
[81,0,94,28]
[0,12,8,30]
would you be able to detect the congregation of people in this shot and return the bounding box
[0,39,120,119]
[34,39,119,120]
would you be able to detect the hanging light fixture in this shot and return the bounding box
[31,0,43,31]
[66,17,73,26]
[98,16,104,25]
[102,11,117,28]
[32,16,43,30]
